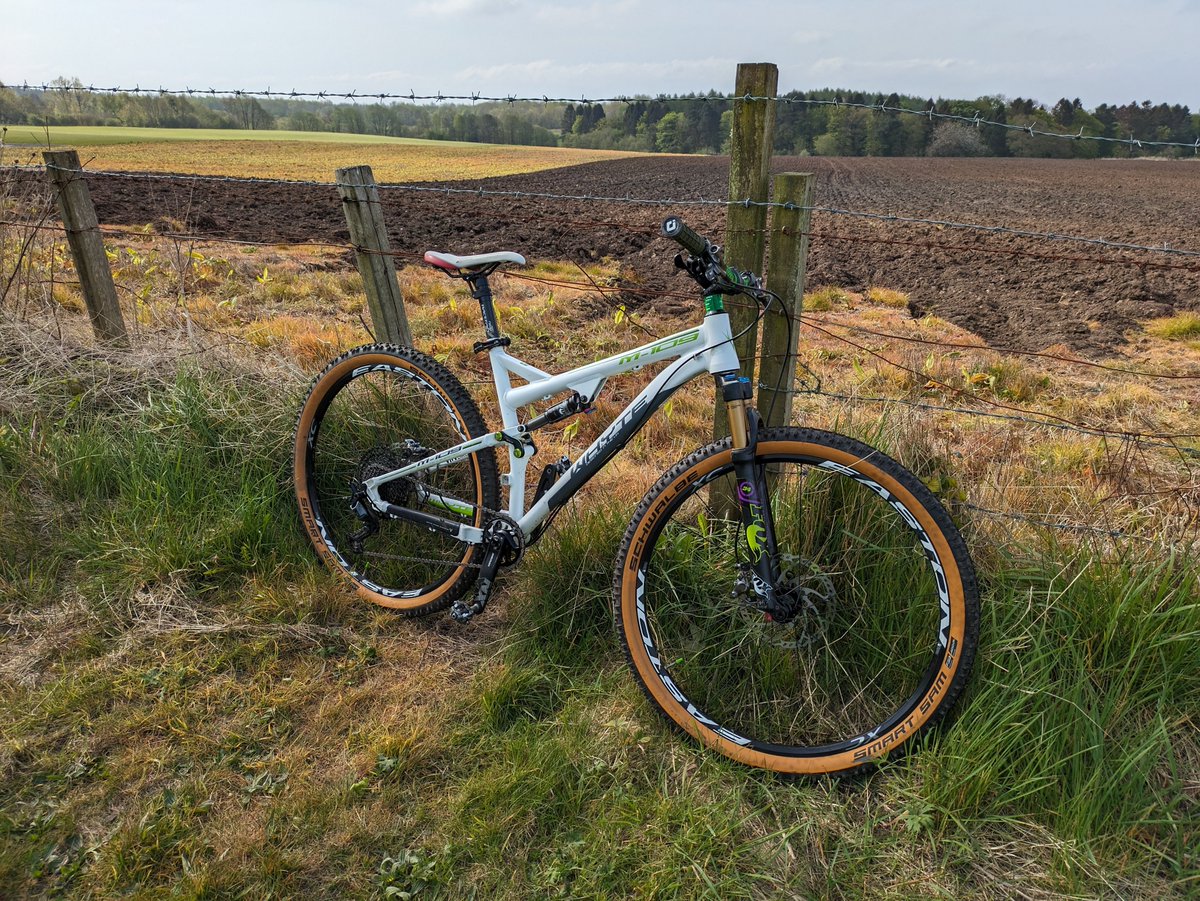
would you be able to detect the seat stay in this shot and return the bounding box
[362,432,507,494]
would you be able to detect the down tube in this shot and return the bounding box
[518,352,711,535]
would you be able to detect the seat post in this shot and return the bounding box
[466,271,502,341]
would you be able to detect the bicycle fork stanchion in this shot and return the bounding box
[718,372,787,620]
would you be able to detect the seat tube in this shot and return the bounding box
[470,275,502,340]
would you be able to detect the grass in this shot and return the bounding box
[0,124,647,182]
[1,125,438,147]
[1,228,1199,896]
[1145,311,1200,340]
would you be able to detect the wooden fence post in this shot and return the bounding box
[43,150,127,345]
[759,172,815,430]
[715,62,778,441]
[335,165,412,345]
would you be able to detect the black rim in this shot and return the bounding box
[303,359,479,600]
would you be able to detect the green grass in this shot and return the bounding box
[0,124,641,181]
[0,325,1197,898]
[0,124,444,147]
[1145,311,1200,340]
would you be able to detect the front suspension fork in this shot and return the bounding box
[719,373,786,619]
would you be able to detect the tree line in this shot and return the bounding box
[3,78,1196,158]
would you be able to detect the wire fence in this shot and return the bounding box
[10,162,1200,266]
[7,80,1200,152]
[3,134,1198,553]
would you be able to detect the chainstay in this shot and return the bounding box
[356,473,510,572]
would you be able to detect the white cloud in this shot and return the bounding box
[531,0,643,24]
[810,57,962,76]
[410,0,521,17]
[792,30,830,45]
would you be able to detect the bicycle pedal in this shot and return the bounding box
[450,601,478,623]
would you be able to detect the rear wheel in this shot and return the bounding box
[614,427,979,775]
[294,344,499,614]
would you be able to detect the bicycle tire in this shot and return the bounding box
[294,344,499,614]
[613,427,979,775]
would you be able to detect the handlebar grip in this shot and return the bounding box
[661,216,709,257]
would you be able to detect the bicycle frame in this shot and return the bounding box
[361,311,742,543]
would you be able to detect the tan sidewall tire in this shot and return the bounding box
[616,435,974,775]
[294,347,490,612]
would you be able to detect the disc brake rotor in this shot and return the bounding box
[733,553,839,649]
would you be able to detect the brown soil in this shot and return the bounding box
[54,156,1200,353]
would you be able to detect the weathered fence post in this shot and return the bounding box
[759,172,815,429]
[715,62,778,441]
[43,149,127,345]
[335,165,412,345]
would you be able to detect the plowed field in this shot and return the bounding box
[73,156,1200,352]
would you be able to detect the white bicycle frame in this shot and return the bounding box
[361,311,742,543]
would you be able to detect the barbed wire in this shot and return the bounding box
[800,228,1200,272]
[800,318,1200,443]
[961,503,1164,544]
[6,80,1198,151]
[17,163,1200,261]
[801,387,1200,456]
[799,209,1200,258]
[8,214,1200,389]
[805,318,1200,381]
[5,234,1194,543]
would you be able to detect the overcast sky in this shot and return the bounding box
[4,0,1197,109]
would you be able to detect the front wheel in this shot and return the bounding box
[613,427,979,775]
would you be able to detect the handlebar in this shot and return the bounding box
[661,216,708,257]
[660,215,764,297]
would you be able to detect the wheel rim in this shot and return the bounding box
[302,359,482,601]
[627,447,959,764]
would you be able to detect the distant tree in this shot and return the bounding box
[329,104,363,135]
[718,109,733,154]
[983,101,1009,155]
[813,132,839,156]
[926,122,987,156]
[289,111,326,132]
[225,96,275,130]
[571,104,605,134]
[684,97,724,153]
[478,113,501,144]
[0,86,25,124]
[622,101,645,136]
[1052,97,1078,126]
[655,111,687,152]
[865,97,904,156]
[561,104,576,134]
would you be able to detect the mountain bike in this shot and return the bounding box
[293,217,979,775]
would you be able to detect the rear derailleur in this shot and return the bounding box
[450,513,525,623]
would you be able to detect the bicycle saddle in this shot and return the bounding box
[424,250,526,272]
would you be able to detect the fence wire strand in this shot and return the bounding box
[17,162,1200,262]
[7,138,1199,547]
[7,80,1199,151]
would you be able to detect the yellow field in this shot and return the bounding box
[3,126,645,182]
